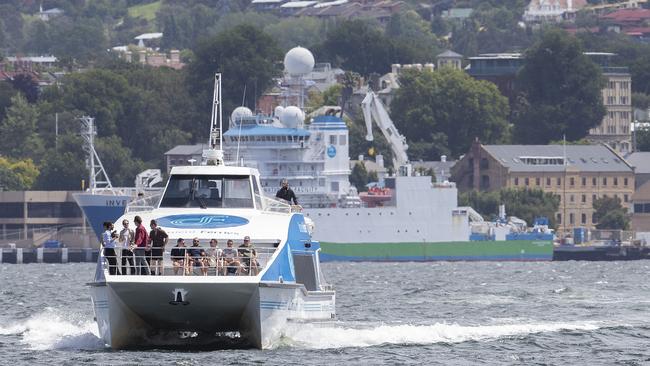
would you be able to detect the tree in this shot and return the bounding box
[318,20,393,76]
[0,94,44,160]
[459,188,560,228]
[264,17,326,52]
[0,156,39,190]
[187,24,282,128]
[35,135,87,190]
[390,68,510,159]
[0,81,17,122]
[11,73,39,103]
[513,29,606,144]
[350,161,369,192]
[386,11,440,63]
[636,126,650,152]
[593,196,630,230]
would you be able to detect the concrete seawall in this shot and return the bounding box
[0,248,100,263]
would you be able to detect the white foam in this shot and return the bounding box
[275,321,601,349]
[0,308,103,350]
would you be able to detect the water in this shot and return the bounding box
[2,261,650,365]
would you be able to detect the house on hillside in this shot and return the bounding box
[523,0,587,23]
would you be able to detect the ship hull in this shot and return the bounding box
[319,240,553,262]
[90,279,335,349]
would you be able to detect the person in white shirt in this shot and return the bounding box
[118,219,135,275]
[102,221,118,275]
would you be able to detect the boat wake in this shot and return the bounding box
[0,308,103,351]
[273,320,602,349]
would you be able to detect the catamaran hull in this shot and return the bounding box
[90,281,335,349]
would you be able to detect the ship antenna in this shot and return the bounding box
[204,73,224,165]
[79,115,113,193]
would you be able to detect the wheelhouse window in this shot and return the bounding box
[160,174,253,208]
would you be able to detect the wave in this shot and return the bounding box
[275,321,601,350]
[0,308,104,351]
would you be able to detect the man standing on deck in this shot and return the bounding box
[275,179,298,205]
[133,215,150,275]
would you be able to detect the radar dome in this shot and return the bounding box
[284,47,315,76]
[231,106,253,122]
[281,106,304,128]
[274,106,285,118]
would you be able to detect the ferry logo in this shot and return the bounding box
[157,214,249,229]
[327,145,336,158]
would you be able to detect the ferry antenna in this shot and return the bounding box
[209,73,223,150]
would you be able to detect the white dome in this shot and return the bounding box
[231,106,253,122]
[284,47,315,76]
[280,106,304,128]
[274,106,285,118]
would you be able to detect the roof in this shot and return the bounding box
[469,53,522,60]
[437,50,462,59]
[281,1,317,8]
[625,152,650,174]
[314,0,348,7]
[135,32,163,40]
[251,0,286,3]
[170,165,258,176]
[601,8,650,23]
[6,56,57,63]
[482,145,633,173]
[40,8,64,14]
[223,125,310,137]
[442,8,473,19]
[165,144,209,156]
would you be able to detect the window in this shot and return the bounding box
[27,203,81,218]
[592,177,597,186]
[582,195,586,203]
[329,135,337,145]
[624,194,629,202]
[614,177,618,186]
[593,194,597,202]
[582,177,586,186]
[624,177,628,186]
[570,177,575,186]
[570,195,575,203]
[525,177,529,186]
[481,175,490,189]
[0,203,25,218]
[339,135,347,145]
[581,213,587,225]
[546,177,551,186]
[514,177,519,186]
[536,177,540,186]
[330,181,340,193]
[557,177,561,186]
[557,213,562,223]
[480,158,489,169]
[603,177,607,186]
[159,174,253,209]
[569,213,575,225]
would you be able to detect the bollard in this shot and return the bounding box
[62,248,68,263]
[37,247,44,263]
[17,248,23,264]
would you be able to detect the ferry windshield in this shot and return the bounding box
[159,174,253,208]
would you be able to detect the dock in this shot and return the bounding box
[0,248,99,264]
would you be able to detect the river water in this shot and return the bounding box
[1,261,650,365]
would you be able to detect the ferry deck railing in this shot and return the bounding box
[100,245,277,277]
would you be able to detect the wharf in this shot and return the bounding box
[553,245,650,261]
[0,248,99,264]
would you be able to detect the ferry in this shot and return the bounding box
[89,74,335,350]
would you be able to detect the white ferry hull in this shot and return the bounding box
[90,280,334,349]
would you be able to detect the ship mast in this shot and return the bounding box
[79,115,113,193]
[203,73,224,165]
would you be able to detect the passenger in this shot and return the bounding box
[238,236,258,275]
[275,179,298,205]
[148,219,168,276]
[206,239,222,275]
[102,222,118,275]
[132,216,151,275]
[222,239,242,275]
[118,219,135,275]
[170,238,187,275]
[190,238,207,275]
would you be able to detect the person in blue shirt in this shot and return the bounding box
[102,221,118,275]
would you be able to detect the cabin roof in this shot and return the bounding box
[169,165,259,176]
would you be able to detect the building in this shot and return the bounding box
[586,52,633,153]
[0,191,86,246]
[625,151,650,231]
[164,144,209,173]
[436,50,463,70]
[600,7,650,33]
[466,53,524,103]
[114,48,184,70]
[38,7,64,21]
[523,0,587,23]
[450,142,635,233]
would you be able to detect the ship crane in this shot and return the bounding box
[361,91,412,176]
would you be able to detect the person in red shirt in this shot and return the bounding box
[133,215,150,275]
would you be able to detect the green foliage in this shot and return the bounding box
[459,188,560,228]
[158,4,220,50]
[48,17,109,63]
[264,17,326,52]
[350,162,369,192]
[632,92,650,109]
[128,0,161,21]
[0,81,18,122]
[0,156,39,190]
[391,68,510,159]
[635,127,650,152]
[514,29,606,144]
[35,135,87,190]
[187,24,282,125]
[0,94,44,160]
[593,196,630,230]
[386,11,441,63]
